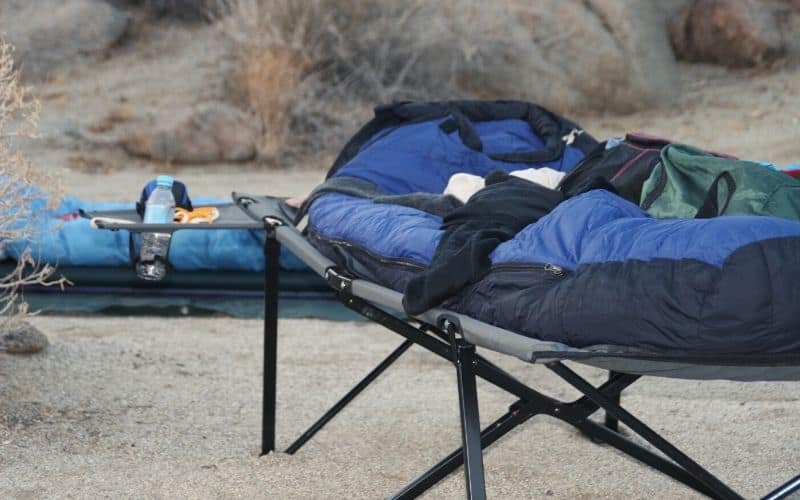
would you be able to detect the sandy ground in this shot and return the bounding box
[2,17,800,499]
[1,316,799,499]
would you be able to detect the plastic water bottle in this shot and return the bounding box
[137,175,175,281]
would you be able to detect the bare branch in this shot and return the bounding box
[0,38,62,322]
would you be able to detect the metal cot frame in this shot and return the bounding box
[91,195,800,500]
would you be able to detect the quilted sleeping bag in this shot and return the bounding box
[306,100,800,359]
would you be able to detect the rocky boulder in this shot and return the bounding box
[773,0,800,57]
[669,0,785,67]
[119,103,259,163]
[0,322,48,354]
[473,0,684,114]
[109,0,223,22]
[2,0,131,79]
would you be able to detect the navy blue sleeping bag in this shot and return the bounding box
[306,100,800,358]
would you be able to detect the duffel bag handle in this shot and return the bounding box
[695,171,736,218]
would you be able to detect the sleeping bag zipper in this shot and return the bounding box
[491,262,568,277]
[310,232,427,270]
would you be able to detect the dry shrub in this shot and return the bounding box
[0,40,62,322]
[215,0,524,160]
[237,46,310,158]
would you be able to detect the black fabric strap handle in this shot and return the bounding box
[437,104,569,164]
[438,109,484,152]
[489,105,565,164]
[695,171,736,218]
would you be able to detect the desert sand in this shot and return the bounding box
[2,315,799,499]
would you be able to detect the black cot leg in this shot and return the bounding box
[453,339,487,500]
[285,340,413,454]
[604,371,621,432]
[261,233,281,456]
[547,362,743,500]
[574,419,717,497]
[763,474,800,500]
[392,400,535,500]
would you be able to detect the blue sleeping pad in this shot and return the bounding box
[2,193,306,271]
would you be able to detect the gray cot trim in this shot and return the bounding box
[350,280,584,359]
[575,358,800,382]
[275,225,335,277]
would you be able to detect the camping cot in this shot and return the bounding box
[87,193,800,500]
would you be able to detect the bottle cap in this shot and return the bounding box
[156,175,174,187]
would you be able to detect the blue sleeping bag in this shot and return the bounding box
[306,100,800,358]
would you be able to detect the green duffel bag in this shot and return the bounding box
[640,143,800,221]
